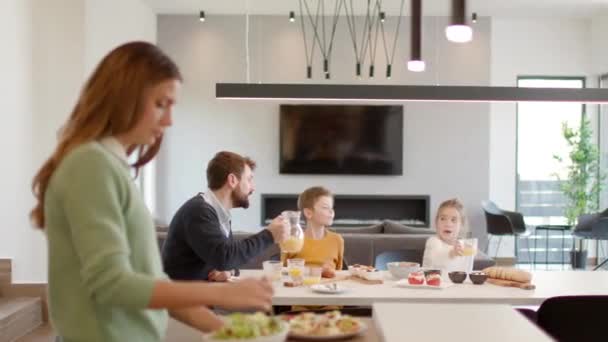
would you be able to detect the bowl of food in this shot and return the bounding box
[423,269,442,286]
[448,271,467,284]
[204,312,289,342]
[387,262,420,279]
[469,271,488,285]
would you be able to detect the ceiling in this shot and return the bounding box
[143,0,608,18]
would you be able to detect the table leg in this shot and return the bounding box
[545,229,549,270]
[533,231,537,270]
[561,230,565,270]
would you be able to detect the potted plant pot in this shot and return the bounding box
[570,249,587,269]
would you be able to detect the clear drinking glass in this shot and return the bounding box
[279,211,304,254]
[303,266,322,286]
[262,260,282,282]
[460,238,478,273]
[287,258,305,285]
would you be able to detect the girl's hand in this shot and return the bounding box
[449,242,464,258]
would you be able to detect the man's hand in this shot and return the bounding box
[208,270,232,282]
[266,215,289,243]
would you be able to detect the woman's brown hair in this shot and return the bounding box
[30,41,182,229]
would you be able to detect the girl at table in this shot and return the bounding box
[30,41,273,342]
[422,198,471,273]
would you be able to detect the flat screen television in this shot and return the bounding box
[280,105,403,175]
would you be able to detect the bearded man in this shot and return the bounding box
[162,151,288,281]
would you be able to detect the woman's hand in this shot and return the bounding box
[215,277,274,311]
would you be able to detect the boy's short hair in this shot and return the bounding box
[297,186,333,210]
[206,151,256,190]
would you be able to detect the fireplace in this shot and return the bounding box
[260,194,430,228]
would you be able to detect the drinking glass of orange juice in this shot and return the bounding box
[303,266,322,286]
[461,238,478,256]
[287,258,305,285]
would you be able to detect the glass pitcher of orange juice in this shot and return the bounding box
[279,210,304,254]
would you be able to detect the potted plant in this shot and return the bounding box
[553,115,606,269]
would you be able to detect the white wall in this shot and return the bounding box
[84,0,157,74]
[156,15,492,238]
[0,0,34,265]
[2,0,157,283]
[489,18,592,257]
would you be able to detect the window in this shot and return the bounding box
[130,156,156,216]
[516,77,585,264]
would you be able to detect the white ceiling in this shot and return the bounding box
[143,0,608,18]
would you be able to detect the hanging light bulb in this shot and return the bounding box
[408,0,425,72]
[289,11,295,23]
[199,11,205,22]
[472,12,477,24]
[379,12,386,23]
[446,0,472,43]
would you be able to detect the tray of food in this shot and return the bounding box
[283,311,366,340]
[347,264,384,282]
[395,270,453,290]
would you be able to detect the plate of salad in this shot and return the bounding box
[204,312,289,342]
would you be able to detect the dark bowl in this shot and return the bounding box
[448,271,467,284]
[469,271,488,285]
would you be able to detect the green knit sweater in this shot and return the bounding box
[44,142,167,342]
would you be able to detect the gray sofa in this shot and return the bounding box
[230,221,495,270]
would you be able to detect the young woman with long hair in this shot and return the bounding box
[31,41,273,342]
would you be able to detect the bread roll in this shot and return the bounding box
[482,267,532,283]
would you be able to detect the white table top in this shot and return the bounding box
[239,270,608,306]
[372,303,552,342]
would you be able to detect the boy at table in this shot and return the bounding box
[281,186,344,275]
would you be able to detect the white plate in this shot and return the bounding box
[395,279,453,290]
[203,321,289,342]
[289,321,367,341]
[310,283,349,294]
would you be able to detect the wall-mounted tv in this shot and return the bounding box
[280,105,403,175]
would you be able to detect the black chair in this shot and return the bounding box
[573,209,608,270]
[536,296,608,342]
[481,200,532,262]
[374,250,424,270]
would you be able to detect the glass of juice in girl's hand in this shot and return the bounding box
[460,238,478,256]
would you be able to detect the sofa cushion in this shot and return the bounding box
[382,220,433,234]
[341,234,375,267]
[331,223,383,235]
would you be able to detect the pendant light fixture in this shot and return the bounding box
[199,11,205,22]
[446,0,472,43]
[407,0,425,72]
[289,11,295,23]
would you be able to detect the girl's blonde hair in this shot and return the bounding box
[435,198,468,235]
[30,41,182,229]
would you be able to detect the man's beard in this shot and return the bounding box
[231,188,251,209]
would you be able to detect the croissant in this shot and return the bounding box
[482,267,532,283]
